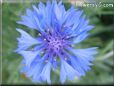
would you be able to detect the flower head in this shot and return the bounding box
[16,0,98,84]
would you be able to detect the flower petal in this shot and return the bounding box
[65,47,98,72]
[17,9,37,29]
[72,32,89,44]
[66,46,98,58]
[63,8,83,28]
[18,50,41,67]
[40,61,52,84]
[16,28,41,52]
[60,59,80,83]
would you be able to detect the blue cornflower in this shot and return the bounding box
[16,0,98,84]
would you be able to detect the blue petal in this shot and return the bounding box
[75,47,98,57]
[60,60,67,83]
[33,43,46,51]
[68,25,94,44]
[21,53,49,83]
[51,58,58,69]
[64,51,87,76]
[33,15,45,34]
[72,15,94,35]
[45,1,52,26]
[38,2,46,17]
[18,50,40,67]
[21,61,44,84]
[65,47,98,71]
[60,59,80,83]
[54,0,65,22]
[62,6,75,24]
[72,32,89,44]
[33,4,48,32]
[74,15,87,33]
[26,62,43,78]
[48,54,57,69]
[74,25,94,36]
[63,8,83,28]
[17,9,37,29]
[61,9,83,37]
[66,46,98,58]
[32,5,41,18]
[58,1,66,13]
[40,61,52,84]
[64,14,94,42]
[15,28,41,52]
[48,0,63,33]
[31,53,49,82]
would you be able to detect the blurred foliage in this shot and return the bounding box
[1,0,114,85]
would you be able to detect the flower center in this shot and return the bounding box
[47,36,64,52]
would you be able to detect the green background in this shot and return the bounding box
[1,0,114,85]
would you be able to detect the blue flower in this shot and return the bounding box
[16,0,98,84]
